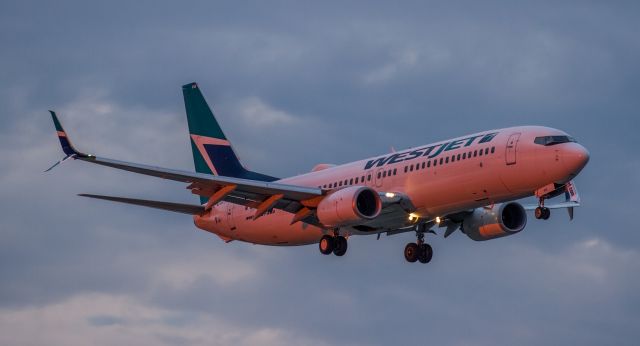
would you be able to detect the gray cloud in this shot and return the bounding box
[1,1,640,345]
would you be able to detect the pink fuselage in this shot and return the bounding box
[194,126,589,246]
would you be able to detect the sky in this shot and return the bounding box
[1,1,639,345]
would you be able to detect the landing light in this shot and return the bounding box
[435,216,442,224]
[385,192,396,198]
[408,213,418,221]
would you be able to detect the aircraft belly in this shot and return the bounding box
[232,206,324,246]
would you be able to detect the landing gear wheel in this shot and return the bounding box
[333,236,348,256]
[542,207,551,220]
[418,243,433,264]
[404,243,419,263]
[535,207,551,220]
[319,235,335,255]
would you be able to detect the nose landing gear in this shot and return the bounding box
[534,198,551,220]
[535,207,551,220]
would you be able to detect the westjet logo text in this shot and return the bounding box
[364,132,499,170]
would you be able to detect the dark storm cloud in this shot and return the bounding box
[1,1,640,345]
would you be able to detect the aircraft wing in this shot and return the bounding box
[48,111,322,214]
[48,111,421,227]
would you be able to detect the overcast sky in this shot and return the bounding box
[1,1,639,345]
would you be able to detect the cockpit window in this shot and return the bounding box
[534,135,576,146]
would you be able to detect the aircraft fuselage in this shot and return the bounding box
[194,125,589,245]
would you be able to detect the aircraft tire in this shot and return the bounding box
[418,243,433,264]
[535,207,544,219]
[542,207,551,220]
[404,243,419,263]
[319,235,335,255]
[333,236,348,256]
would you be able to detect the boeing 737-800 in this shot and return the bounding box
[48,82,589,263]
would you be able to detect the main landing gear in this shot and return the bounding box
[404,230,433,264]
[535,198,551,220]
[319,234,348,256]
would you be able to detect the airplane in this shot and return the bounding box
[47,82,590,263]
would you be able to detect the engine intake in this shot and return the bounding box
[316,186,382,227]
[461,202,527,241]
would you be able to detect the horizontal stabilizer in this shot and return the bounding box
[79,194,205,215]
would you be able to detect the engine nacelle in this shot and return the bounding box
[461,202,527,241]
[316,186,382,227]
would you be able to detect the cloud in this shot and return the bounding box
[235,97,298,127]
[362,48,420,85]
[0,293,330,346]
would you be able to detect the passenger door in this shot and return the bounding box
[506,133,521,165]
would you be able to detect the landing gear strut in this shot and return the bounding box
[319,234,348,256]
[404,229,433,264]
[534,198,551,220]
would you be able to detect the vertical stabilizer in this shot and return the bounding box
[182,83,277,203]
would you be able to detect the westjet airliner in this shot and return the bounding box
[48,83,589,263]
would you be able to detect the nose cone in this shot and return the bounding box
[562,143,590,176]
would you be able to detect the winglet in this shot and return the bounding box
[46,111,90,172]
[49,110,82,156]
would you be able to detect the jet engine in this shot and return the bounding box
[461,202,527,241]
[316,186,382,227]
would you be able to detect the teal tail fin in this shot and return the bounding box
[182,83,277,202]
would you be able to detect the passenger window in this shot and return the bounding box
[474,150,477,157]
[452,156,456,162]
[350,178,354,185]
[433,159,438,167]
[445,157,449,163]
[387,169,392,176]
[344,179,348,185]
[355,177,359,184]
[427,160,431,167]
[410,165,414,172]
[491,147,495,154]
[485,148,489,155]
[339,181,343,187]
[421,162,425,169]
[393,168,397,175]
[457,154,461,160]
[377,172,381,179]
[462,153,466,160]
[439,158,444,165]
[382,171,387,178]
[479,149,483,156]
[362,175,365,182]
[404,166,408,173]
[367,174,371,181]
